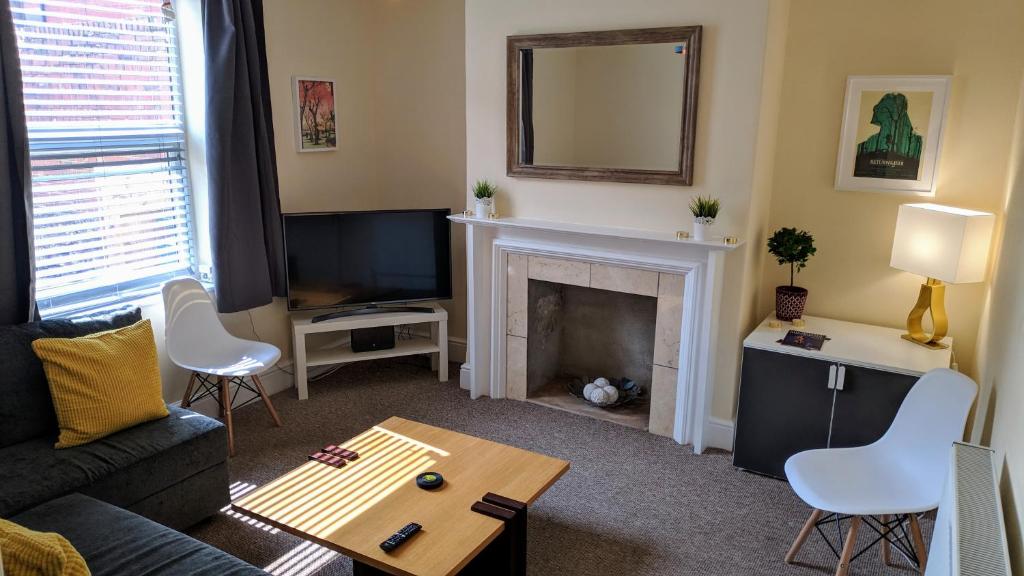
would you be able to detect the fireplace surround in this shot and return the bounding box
[450,215,740,453]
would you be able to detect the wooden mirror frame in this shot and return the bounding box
[507,26,702,186]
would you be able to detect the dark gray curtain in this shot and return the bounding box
[520,49,534,164]
[203,0,286,313]
[0,1,35,325]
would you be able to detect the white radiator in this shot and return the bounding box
[926,442,1012,576]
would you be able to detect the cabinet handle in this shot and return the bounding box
[827,365,837,390]
[836,365,847,391]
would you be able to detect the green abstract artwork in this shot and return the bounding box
[854,92,924,180]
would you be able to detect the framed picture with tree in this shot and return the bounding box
[292,76,337,152]
[834,76,951,195]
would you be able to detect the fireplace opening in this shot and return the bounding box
[525,279,656,430]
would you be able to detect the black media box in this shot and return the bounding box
[351,326,396,353]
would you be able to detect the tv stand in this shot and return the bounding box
[312,304,437,323]
[291,303,448,399]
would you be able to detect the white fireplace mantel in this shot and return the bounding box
[450,215,742,454]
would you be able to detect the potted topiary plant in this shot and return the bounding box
[767,227,817,321]
[472,180,496,219]
[689,195,720,241]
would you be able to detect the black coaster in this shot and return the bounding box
[416,471,444,490]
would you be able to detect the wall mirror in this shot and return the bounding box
[507,26,702,185]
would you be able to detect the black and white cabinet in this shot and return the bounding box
[732,315,953,479]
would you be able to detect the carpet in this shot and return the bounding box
[187,358,927,575]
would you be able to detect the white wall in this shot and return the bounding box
[465,0,787,420]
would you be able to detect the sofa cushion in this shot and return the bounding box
[0,517,89,576]
[0,406,225,518]
[11,494,267,576]
[33,319,169,448]
[0,306,142,448]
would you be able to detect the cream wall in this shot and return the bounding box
[368,0,468,341]
[758,0,1024,388]
[156,0,467,402]
[977,78,1024,572]
[466,0,788,421]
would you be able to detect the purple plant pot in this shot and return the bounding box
[776,286,808,321]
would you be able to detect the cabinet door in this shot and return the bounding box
[828,364,917,449]
[733,348,836,479]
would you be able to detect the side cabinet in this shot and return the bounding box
[733,315,952,480]
[732,348,835,478]
[828,365,916,448]
[733,349,920,479]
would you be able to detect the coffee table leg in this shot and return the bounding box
[352,559,391,576]
[463,493,528,576]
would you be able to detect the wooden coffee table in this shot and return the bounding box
[231,417,569,576]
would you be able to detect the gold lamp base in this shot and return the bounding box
[902,277,949,350]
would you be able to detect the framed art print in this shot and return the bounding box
[835,75,951,195]
[293,76,337,152]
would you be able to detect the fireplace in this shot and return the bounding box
[451,215,740,452]
[524,280,657,431]
[505,254,684,437]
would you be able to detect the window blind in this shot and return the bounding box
[11,0,195,317]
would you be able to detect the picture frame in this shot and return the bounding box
[292,76,337,152]
[834,75,951,195]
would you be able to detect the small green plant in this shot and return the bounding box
[767,227,817,286]
[473,180,496,199]
[688,195,720,219]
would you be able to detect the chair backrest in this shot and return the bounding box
[876,368,977,482]
[162,277,235,368]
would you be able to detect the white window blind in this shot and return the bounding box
[11,0,195,317]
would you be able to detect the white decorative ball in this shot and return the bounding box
[604,386,619,404]
[594,377,611,389]
[590,387,609,405]
[583,383,598,401]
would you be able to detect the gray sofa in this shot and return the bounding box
[0,308,266,575]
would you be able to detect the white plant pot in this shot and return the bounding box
[474,197,494,219]
[693,217,714,241]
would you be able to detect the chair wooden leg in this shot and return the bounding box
[251,374,282,427]
[786,509,823,563]
[181,372,198,408]
[909,514,928,575]
[219,377,235,457]
[881,514,893,566]
[836,516,860,576]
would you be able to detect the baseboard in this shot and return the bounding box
[170,363,295,418]
[704,416,735,452]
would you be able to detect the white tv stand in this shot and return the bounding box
[291,303,448,399]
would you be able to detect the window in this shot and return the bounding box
[11,0,196,317]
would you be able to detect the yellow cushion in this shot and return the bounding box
[32,319,169,449]
[0,518,90,576]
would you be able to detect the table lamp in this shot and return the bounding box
[889,203,994,349]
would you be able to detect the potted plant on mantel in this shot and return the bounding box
[472,180,496,219]
[767,227,817,321]
[689,195,720,241]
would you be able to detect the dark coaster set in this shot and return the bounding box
[308,444,360,469]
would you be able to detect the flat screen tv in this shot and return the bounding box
[283,209,452,313]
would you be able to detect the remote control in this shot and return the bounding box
[379,523,421,552]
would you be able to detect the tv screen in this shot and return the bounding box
[283,209,452,311]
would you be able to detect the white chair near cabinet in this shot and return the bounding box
[783,368,976,576]
[162,277,283,456]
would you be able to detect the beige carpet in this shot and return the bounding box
[187,358,928,575]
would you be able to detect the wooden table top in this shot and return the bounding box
[231,417,570,576]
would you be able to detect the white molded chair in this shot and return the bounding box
[163,277,283,456]
[784,368,976,576]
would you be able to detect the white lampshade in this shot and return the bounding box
[890,203,994,284]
